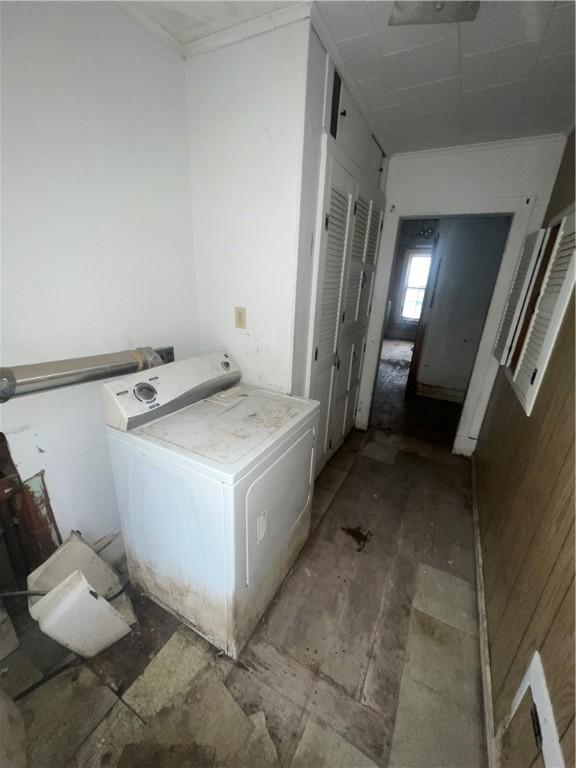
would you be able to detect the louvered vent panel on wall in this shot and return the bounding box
[318,187,350,358]
[514,213,575,415]
[493,231,545,363]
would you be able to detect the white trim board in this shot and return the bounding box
[184,3,312,58]
[471,458,497,768]
[119,2,312,60]
[355,195,533,455]
[510,652,565,768]
[119,3,185,58]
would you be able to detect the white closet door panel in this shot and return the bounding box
[334,338,354,400]
[345,262,363,324]
[344,384,359,434]
[357,271,374,325]
[311,365,334,459]
[328,392,348,451]
[365,204,383,266]
[310,155,355,470]
[351,197,370,261]
[317,185,351,363]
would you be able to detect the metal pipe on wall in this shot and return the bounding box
[0,347,167,402]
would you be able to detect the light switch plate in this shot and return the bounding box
[235,307,247,329]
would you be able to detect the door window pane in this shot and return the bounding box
[401,253,431,320]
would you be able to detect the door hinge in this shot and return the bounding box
[380,219,384,232]
[341,310,346,323]
[530,703,543,750]
[353,200,358,215]
[530,368,538,385]
[314,347,318,361]
[328,438,333,450]
[325,213,329,230]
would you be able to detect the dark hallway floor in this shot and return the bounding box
[4,429,484,767]
[370,339,463,446]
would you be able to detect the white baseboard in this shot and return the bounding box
[471,458,497,768]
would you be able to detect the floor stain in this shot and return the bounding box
[340,525,373,552]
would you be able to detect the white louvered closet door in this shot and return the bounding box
[328,185,384,453]
[309,156,355,467]
[493,229,547,364]
[514,211,575,415]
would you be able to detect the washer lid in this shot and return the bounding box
[137,385,316,466]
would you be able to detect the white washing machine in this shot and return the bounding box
[102,352,319,657]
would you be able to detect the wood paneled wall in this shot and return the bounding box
[475,293,575,762]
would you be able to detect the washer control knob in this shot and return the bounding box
[134,382,157,402]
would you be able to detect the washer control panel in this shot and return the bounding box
[101,352,240,431]
[133,382,158,402]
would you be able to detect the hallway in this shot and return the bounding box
[370,339,463,446]
[231,428,484,766]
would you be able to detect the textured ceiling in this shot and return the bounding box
[123,1,295,44]
[318,0,575,153]
[129,1,575,155]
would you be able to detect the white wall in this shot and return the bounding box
[185,21,311,394]
[418,216,511,397]
[1,3,196,556]
[357,134,565,453]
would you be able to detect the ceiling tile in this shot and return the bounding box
[408,125,462,152]
[525,85,575,118]
[460,1,554,56]
[462,126,527,145]
[337,33,389,80]
[365,2,456,56]
[397,76,461,116]
[531,52,576,93]
[383,35,460,90]
[408,108,460,134]
[372,104,411,133]
[515,110,575,136]
[128,1,292,45]
[539,2,576,59]
[357,75,400,110]
[462,42,539,91]
[463,80,530,117]
[316,2,372,43]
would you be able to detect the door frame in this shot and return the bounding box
[355,194,534,456]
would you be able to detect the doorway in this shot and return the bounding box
[370,215,512,446]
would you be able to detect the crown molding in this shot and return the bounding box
[392,132,567,160]
[184,2,312,59]
[119,2,185,58]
